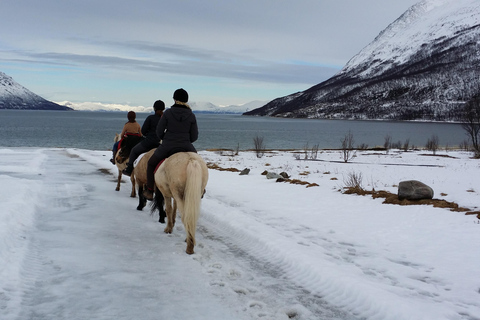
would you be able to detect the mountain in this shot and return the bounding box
[191,100,267,114]
[57,100,266,114]
[0,72,72,111]
[244,0,480,121]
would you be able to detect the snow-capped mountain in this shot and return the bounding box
[58,100,266,114]
[0,72,72,111]
[245,0,480,121]
[190,100,267,114]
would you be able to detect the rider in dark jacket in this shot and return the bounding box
[144,88,198,200]
[122,100,165,176]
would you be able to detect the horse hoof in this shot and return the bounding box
[115,188,120,191]
[159,217,165,224]
[136,206,143,211]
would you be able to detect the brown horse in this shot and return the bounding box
[152,152,208,254]
[113,133,136,197]
[131,149,153,210]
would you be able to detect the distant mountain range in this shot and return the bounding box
[0,71,263,114]
[57,100,265,114]
[0,72,72,111]
[245,0,480,121]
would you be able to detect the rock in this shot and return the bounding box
[266,172,283,179]
[239,168,250,175]
[279,172,290,179]
[261,170,268,175]
[398,180,434,200]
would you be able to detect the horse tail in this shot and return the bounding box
[183,158,203,245]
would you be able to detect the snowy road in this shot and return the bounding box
[2,148,480,320]
[4,149,352,320]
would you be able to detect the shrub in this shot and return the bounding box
[426,134,439,155]
[253,135,265,158]
[341,131,356,163]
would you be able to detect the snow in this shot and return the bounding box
[341,0,480,78]
[1,147,480,320]
[52,100,266,114]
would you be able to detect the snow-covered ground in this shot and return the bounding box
[1,147,479,320]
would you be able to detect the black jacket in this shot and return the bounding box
[156,104,198,150]
[142,114,162,142]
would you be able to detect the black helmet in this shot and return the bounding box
[153,100,165,111]
[173,88,188,103]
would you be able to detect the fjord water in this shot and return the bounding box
[0,110,466,151]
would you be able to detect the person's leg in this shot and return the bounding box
[111,141,120,164]
[123,142,148,176]
[144,147,166,200]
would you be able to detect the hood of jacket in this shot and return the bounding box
[169,104,194,122]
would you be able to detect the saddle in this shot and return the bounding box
[153,147,190,173]
[118,133,143,156]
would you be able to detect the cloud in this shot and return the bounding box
[0,0,420,106]
[6,42,338,85]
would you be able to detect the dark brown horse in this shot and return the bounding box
[113,133,142,197]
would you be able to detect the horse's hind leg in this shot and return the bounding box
[137,185,146,211]
[172,199,177,227]
[116,170,122,191]
[155,189,166,224]
[186,237,194,255]
[130,174,136,198]
[163,196,174,233]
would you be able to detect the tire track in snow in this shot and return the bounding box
[198,186,463,320]
[196,195,358,320]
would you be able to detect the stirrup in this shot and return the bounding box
[122,167,132,176]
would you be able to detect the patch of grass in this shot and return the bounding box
[344,187,477,217]
[276,178,319,188]
[206,162,241,172]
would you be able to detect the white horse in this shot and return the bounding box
[152,152,209,254]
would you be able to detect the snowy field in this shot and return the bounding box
[1,147,479,320]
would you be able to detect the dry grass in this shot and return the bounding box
[344,187,480,218]
[276,178,319,188]
[206,162,241,172]
[206,160,479,219]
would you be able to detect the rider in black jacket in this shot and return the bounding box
[143,88,198,200]
[122,100,165,176]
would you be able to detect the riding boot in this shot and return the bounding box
[110,152,115,165]
[122,163,133,176]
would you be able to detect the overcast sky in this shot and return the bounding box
[0,0,419,107]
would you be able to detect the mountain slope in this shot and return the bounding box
[0,72,72,111]
[245,0,480,121]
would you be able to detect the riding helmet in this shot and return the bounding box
[153,100,165,111]
[173,88,188,103]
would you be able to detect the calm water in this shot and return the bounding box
[0,110,467,151]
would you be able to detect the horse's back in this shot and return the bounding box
[157,152,208,193]
[134,149,155,184]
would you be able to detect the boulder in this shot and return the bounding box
[266,172,283,179]
[398,180,434,200]
[239,168,250,175]
[279,172,290,179]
